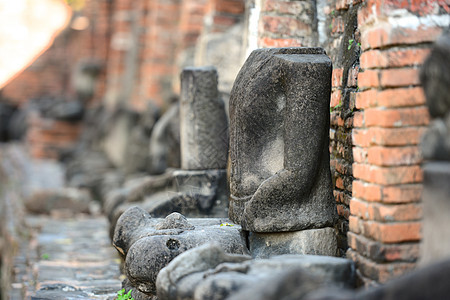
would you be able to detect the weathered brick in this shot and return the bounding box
[348,232,420,263]
[353,163,423,185]
[351,197,422,221]
[262,0,309,15]
[261,15,311,36]
[364,107,430,127]
[350,216,421,243]
[361,24,444,50]
[352,180,382,202]
[367,146,422,166]
[380,68,421,88]
[337,204,350,219]
[382,184,423,203]
[356,87,426,109]
[215,0,245,14]
[353,147,368,163]
[347,249,416,283]
[353,111,365,128]
[358,70,379,89]
[331,89,342,107]
[258,37,303,47]
[332,68,343,88]
[367,127,427,146]
[352,129,370,147]
[359,68,421,88]
[360,48,431,69]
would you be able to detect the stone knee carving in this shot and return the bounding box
[228,47,337,232]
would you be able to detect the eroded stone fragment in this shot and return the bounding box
[156,243,355,300]
[113,207,248,297]
[228,47,337,232]
[180,66,228,170]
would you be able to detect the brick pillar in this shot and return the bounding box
[103,0,134,108]
[347,0,449,285]
[139,0,182,106]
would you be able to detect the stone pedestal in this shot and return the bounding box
[228,47,337,233]
[420,162,450,266]
[249,227,338,258]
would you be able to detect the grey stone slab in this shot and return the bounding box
[156,243,355,300]
[420,162,450,265]
[249,227,338,258]
[228,47,337,232]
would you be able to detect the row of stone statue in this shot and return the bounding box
[108,47,345,299]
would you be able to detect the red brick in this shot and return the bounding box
[331,16,345,34]
[353,163,423,185]
[337,204,350,219]
[353,182,423,204]
[262,0,308,15]
[347,249,416,283]
[332,68,343,88]
[368,146,422,166]
[358,70,379,89]
[368,127,427,146]
[331,90,342,107]
[356,87,426,109]
[215,0,245,14]
[347,66,359,87]
[353,180,382,202]
[348,232,420,263]
[359,68,420,89]
[364,107,430,127]
[361,24,444,50]
[353,147,368,163]
[352,129,370,147]
[360,48,431,69]
[258,37,303,47]
[382,184,423,203]
[350,217,421,243]
[261,15,311,36]
[380,68,421,88]
[353,111,365,128]
[351,198,422,221]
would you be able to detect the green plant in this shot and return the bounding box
[117,288,134,300]
[220,223,234,227]
[347,39,354,50]
[41,253,50,260]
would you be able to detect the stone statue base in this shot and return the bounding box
[420,162,450,266]
[249,227,338,258]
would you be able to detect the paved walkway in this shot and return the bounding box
[11,214,123,299]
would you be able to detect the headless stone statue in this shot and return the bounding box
[229,47,337,232]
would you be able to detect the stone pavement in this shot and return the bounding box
[10,214,123,300]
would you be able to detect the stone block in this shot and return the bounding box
[420,162,450,265]
[249,227,338,258]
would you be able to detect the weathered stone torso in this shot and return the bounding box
[229,47,337,232]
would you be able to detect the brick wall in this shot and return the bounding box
[347,0,448,285]
[253,0,448,284]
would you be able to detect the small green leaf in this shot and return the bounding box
[41,253,50,260]
[348,39,354,50]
